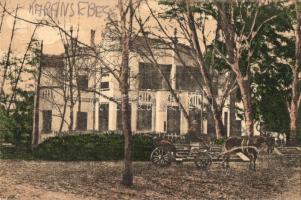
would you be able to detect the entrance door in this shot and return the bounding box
[167,106,180,134]
[99,104,109,132]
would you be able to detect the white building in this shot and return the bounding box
[37,34,242,142]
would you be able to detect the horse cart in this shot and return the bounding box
[150,134,219,170]
[150,134,273,171]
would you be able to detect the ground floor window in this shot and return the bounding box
[77,112,87,131]
[167,106,180,134]
[42,110,52,133]
[117,104,131,131]
[189,108,202,133]
[137,104,152,131]
[99,104,109,132]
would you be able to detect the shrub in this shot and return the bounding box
[33,133,154,161]
[213,138,226,145]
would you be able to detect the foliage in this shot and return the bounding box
[251,2,294,136]
[33,133,154,161]
[159,1,297,137]
[0,107,15,143]
[0,89,34,148]
[0,147,34,160]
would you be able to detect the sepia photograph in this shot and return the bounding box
[0,0,300,199]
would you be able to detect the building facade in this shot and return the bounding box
[37,37,242,142]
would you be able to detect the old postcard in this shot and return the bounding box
[0,0,300,199]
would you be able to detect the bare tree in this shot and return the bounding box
[0,1,6,33]
[6,25,39,113]
[185,0,225,138]
[118,0,134,187]
[32,41,43,149]
[0,6,18,97]
[138,0,238,138]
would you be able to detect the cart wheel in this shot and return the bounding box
[150,146,172,167]
[194,152,212,170]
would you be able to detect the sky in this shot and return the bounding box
[0,0,216,55]
[0,0,118,54]
[0,0,215,95]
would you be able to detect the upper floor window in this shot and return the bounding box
[139,63,171,90]
[78,75,88,90]
[100,82,110,90]
[42,110,52,133]
[176,66,201,91]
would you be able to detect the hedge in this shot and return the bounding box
[33,133,154,161]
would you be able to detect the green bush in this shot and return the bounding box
[213,138,226,145]
[33,133,154,161]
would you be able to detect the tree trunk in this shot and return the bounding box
[91,30,97,131]
[119,0,133,187]
[289,101,298,144]
[120,31,133,187]
[76,79,82,130]
[289,69,299,144]
[237,77,254,136]
[32,41,43,150]
[289,1,301,144]
[68,76,74,131]
[59,98,67,133]
[65,41,74,131]
[211,107,224,138]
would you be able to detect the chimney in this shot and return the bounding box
[90,29,96,48]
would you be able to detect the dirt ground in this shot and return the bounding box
[0,155,300,200]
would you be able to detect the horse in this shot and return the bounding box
[219,146,259,171]
[220,135,274,170]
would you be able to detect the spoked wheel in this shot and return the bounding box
[194,151,212,170]
[150,146,172,167]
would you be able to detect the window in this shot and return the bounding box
[189,108,202,133]
[139,63,171,90]
[78,75,88,90]
[76,112,87,131]
[100,82,109,90]
[233,120,242,136]
[42,110,52,133]
[99,104,109,132]
[176,66,201,91]
[54,67,64,86]
[167,106,180,134]
[101,68,110,77]
[117,104,131,131]
[137,105,152,131]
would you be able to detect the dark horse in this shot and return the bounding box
[220,135,274,171]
